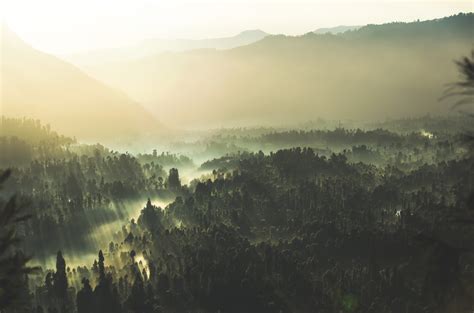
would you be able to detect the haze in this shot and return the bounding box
[0,0,471,54]
[1,0,474,311]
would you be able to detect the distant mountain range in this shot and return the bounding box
[78,13,473,128]
[64,30,269,65]
[0,24,161,141]
[313,25,361,34]
[2,13,473,134]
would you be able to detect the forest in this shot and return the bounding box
[1,6,474,313]
[1,109,473,313]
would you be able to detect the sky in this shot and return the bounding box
[1,0,472,54]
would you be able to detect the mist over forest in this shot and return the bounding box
[1,10,474,313]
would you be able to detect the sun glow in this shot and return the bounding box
[1,0,471,54]
[420,130,434,139]
[135,254,150,278]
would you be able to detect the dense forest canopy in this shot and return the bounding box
[1,113,473,313]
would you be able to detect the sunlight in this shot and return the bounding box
[420,129,434,139]
[1,2,473,311]
[1,0,471,54]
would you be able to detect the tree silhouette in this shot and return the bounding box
[98,250,105,283]
[0,169,38,310]
[53,251,68,301]
[442,50,474,110]
[76,278,93,313]
[441,50,474,150]
[167,168,181,191]
[126,272,151,313]
[93,251,122,313]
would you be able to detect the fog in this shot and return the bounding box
[79,18,472,130]
[1,11,474,313]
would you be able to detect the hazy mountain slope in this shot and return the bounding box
[83,13,474,128]
[314,25,361,34]
[64,30,269,66]
[0,25,160,141]
[343,14,473,41]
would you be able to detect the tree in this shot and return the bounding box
[126,272,151,313]
[442,50,474,110]
[108,242,115,254]
[53,251,68,301]
[0,169,37,310]
[45,272,54,296]
[93,251,122,313]
[76,278,93,313]
[138,199,162,233]
[167,168,181,191]
[98,250,105,283]
[130,250,136,263]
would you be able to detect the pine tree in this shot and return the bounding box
[53,251,68,301]
[126,272,149,313]
[98,250,105,283]
[93,251,122,313]
[76,278,94,313]
[167,168,181,191]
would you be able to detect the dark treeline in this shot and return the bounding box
[341,12,473,42]
[0,117,76,166]
[201,126,465,171]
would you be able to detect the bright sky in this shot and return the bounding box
[1,0,472,54]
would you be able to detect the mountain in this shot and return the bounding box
[0,25,160,141]
[74,13,474,129]
[314,25,361,34]
[64,30,269,66]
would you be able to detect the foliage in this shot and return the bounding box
[0,169,38,311]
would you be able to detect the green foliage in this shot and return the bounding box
[341,293,359,312]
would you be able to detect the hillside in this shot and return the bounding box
[0,25,160,141]
[64,30,269,66]
[81,13,474,129]
[314,25,361,34]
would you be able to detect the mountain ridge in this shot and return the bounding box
[79,13,473,128]
[314,25,361,34]
[64,29,270,66]
[1,24,162,142]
